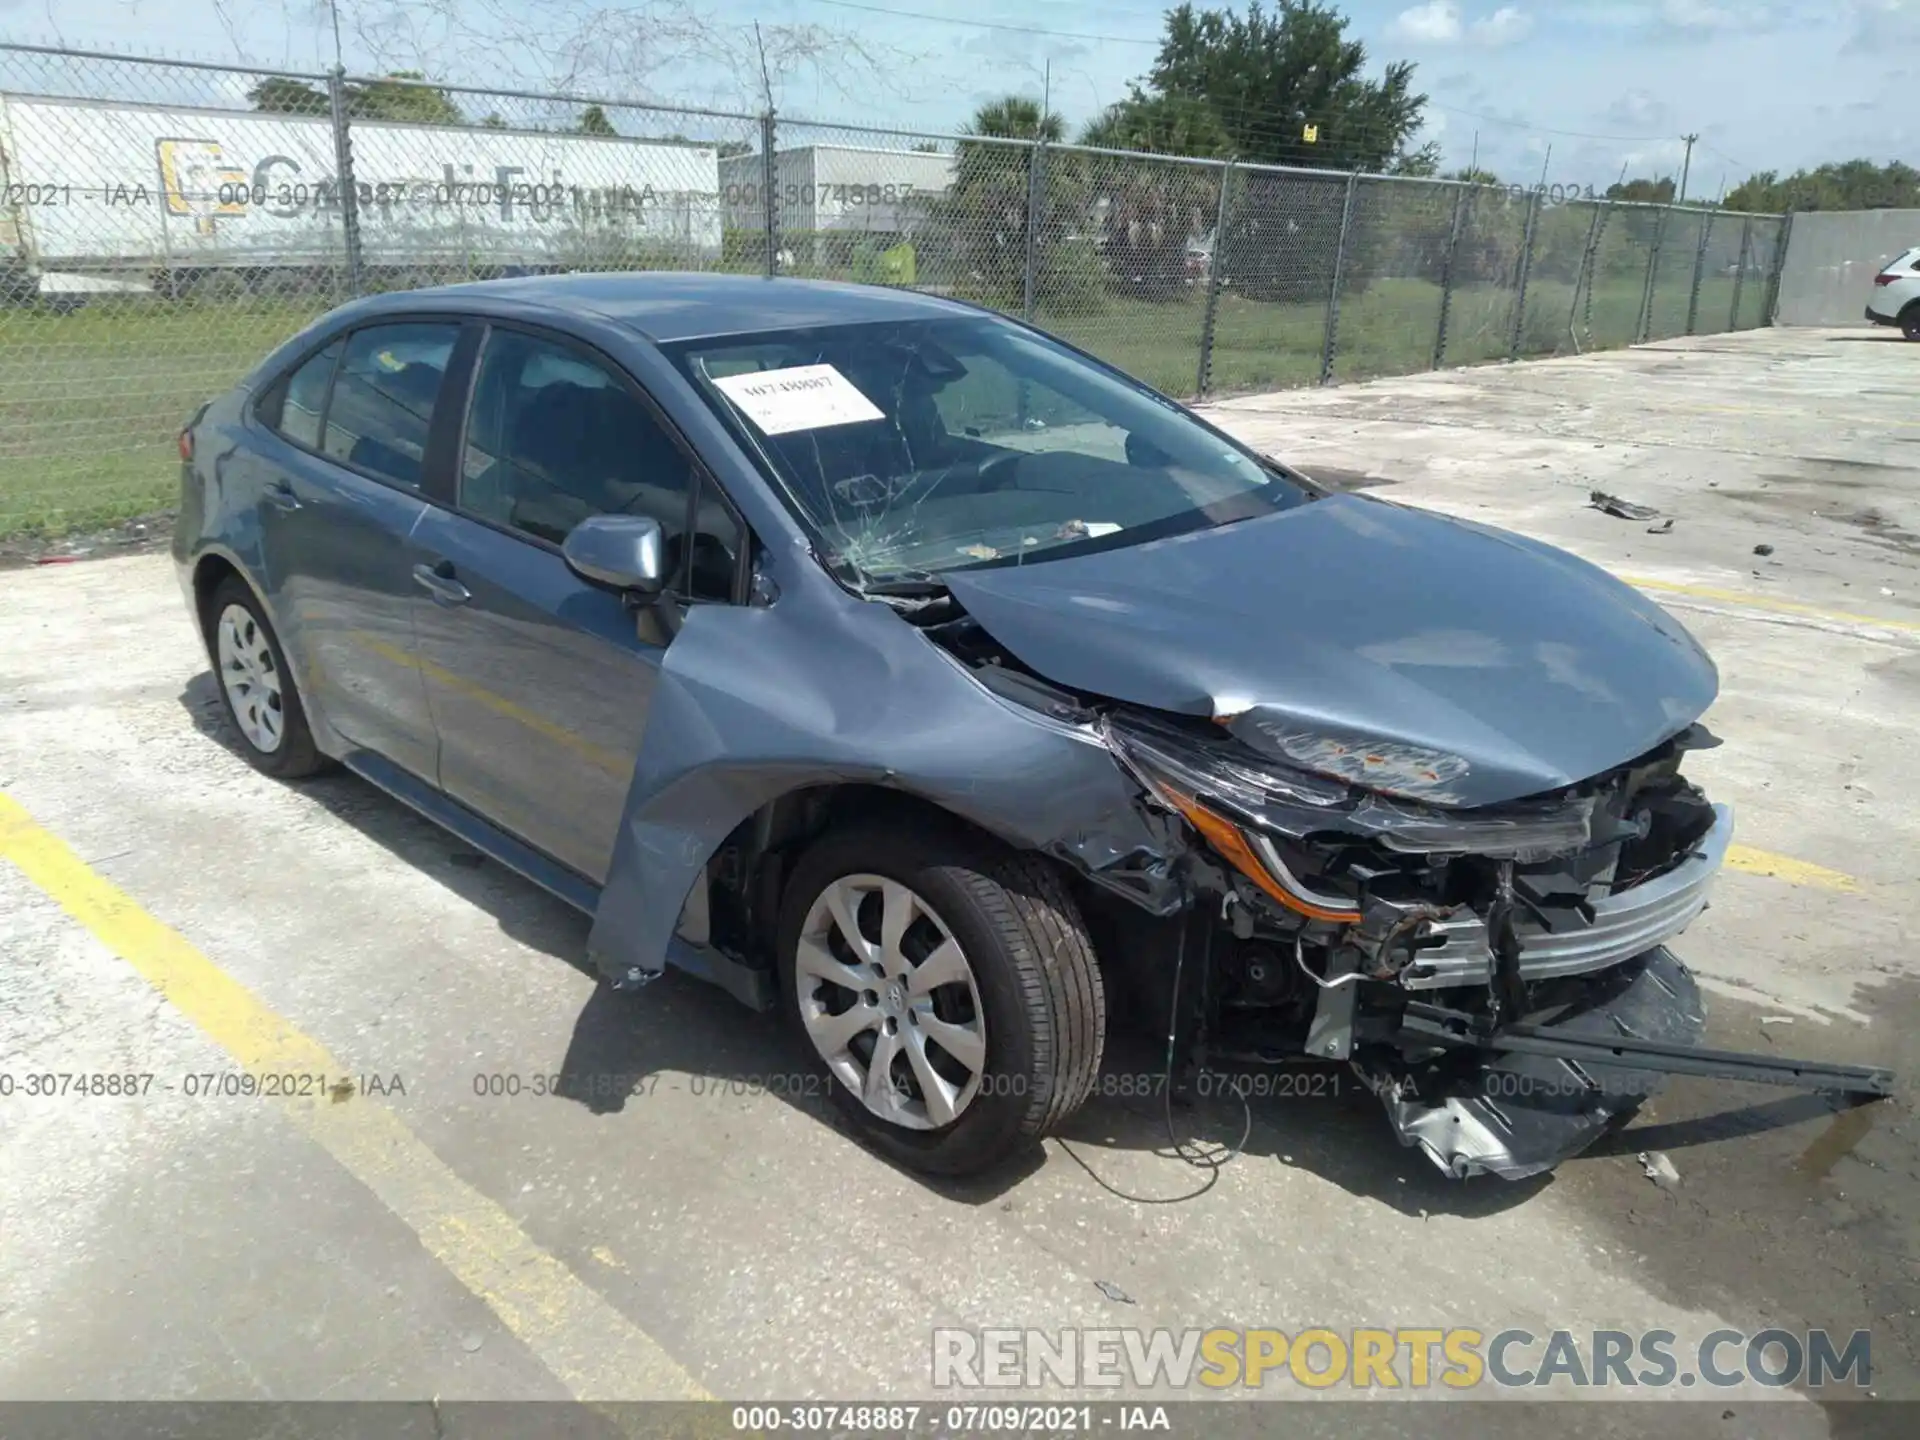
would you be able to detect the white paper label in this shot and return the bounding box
[711,364,885,435]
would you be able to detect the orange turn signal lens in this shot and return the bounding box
[1163,789,1362,925]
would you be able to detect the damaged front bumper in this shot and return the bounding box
[1361,946,1705,1180]
[1097,710,1895,1181]
[1397,805,1733,989]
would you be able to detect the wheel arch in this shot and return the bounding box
[189,547,335,754]
[701,780,1062,970]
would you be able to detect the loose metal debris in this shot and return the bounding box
[1589,490,1663,522]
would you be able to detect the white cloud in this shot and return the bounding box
[1390,2,1464,44]
[1389,3,1533,47]
[1657,0,1751,32]
[1471,7,1535,45]
[1846,0,1920,51]
[1602,87,1672,129]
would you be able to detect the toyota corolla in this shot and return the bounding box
[173,273,1888,1181]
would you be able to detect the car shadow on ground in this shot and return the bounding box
[178,670,1846,1223]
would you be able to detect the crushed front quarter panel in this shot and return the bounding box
[584,540,1177,986]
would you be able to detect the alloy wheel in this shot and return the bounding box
[794,874,988,1129]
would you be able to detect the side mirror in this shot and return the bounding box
[562,514,665,597]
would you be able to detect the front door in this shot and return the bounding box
[409,324,742,883]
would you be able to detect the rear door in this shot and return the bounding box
[409,322,746,883]
[252,319,471,781]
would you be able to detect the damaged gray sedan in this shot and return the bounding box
[174,274,1888,1181]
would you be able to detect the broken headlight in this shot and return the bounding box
[1100,712,1364,924]
[1102,708,1599,906]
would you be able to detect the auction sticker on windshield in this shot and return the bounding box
[712,364,885,435]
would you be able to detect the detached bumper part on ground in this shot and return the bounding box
[1362,947,1705,1181]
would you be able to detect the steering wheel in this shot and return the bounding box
[975,451,1023,492]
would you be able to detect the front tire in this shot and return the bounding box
[777,820,1105,1175]
[202,576,326,779]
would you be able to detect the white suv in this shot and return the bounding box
[1867,244,1920,339]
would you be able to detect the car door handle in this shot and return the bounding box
[264,481,302,512]
[412,561,471,607]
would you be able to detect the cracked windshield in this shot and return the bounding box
[671,316,1309,580]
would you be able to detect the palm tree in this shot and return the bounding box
[963,96,1064,143]
[939,96,1099,314]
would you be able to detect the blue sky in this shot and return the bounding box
[2,1,1915,191]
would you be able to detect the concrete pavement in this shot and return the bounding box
[1,327,1914,1426]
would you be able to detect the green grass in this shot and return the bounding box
[1,299,328,537]
[0,268,1766,539]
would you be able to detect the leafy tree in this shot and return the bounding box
[480,112,507,129]
[1079,93,1229,157]
[1080,4,1430,303]
[1077,97,1226,301]
[1607,177,1676,204]
[1725,159,1920,212]
[937,95,1100,314]
[247,77,328,115]
[1389,144,1441,177]
[347,72,465,126]
[966,96,1063,144]
[717,140,753,159]
[1448,166,1500,187]
[1111,2,1429,173]
[578,104,617,136]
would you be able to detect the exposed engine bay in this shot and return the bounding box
[908,603,1893,1181]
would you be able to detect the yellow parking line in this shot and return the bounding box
[1621,574,1920,636]
[0,789,707,1404]
[1725,844,1861,893]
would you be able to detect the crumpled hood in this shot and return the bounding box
[943,493,1718,807]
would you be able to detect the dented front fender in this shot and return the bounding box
[584,569,1176,988]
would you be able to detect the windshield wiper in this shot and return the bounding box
[856,575,949,598]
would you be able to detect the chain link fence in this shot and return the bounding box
[0,41,1790,538]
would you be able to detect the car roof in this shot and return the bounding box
[377,271,985,344]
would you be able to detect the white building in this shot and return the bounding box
[719,144,954,238]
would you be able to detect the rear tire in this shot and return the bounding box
[777,819,1105,1175]
[202,576,327,779]
[1902,307,1920,342]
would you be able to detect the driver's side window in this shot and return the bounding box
[460,328,741,600]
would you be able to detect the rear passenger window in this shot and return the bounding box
[323,323,459,489]
[261,340,340,447]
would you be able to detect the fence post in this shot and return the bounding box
[1022,139,1046,324]
[1763,209,1795,325]
[326,67,364,298]
[1685,211,1712,335]
[1432,184,1467,370]
[1319,171,1359,386]
[760,110,778,277]
[1635,205,1670,344]
[1506,188,1541,362]
[1728,215,1753,330]
[1565,200,1606,353]
[1195,159,1234,398]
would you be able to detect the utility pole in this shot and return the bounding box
[1679,132,1699,204]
